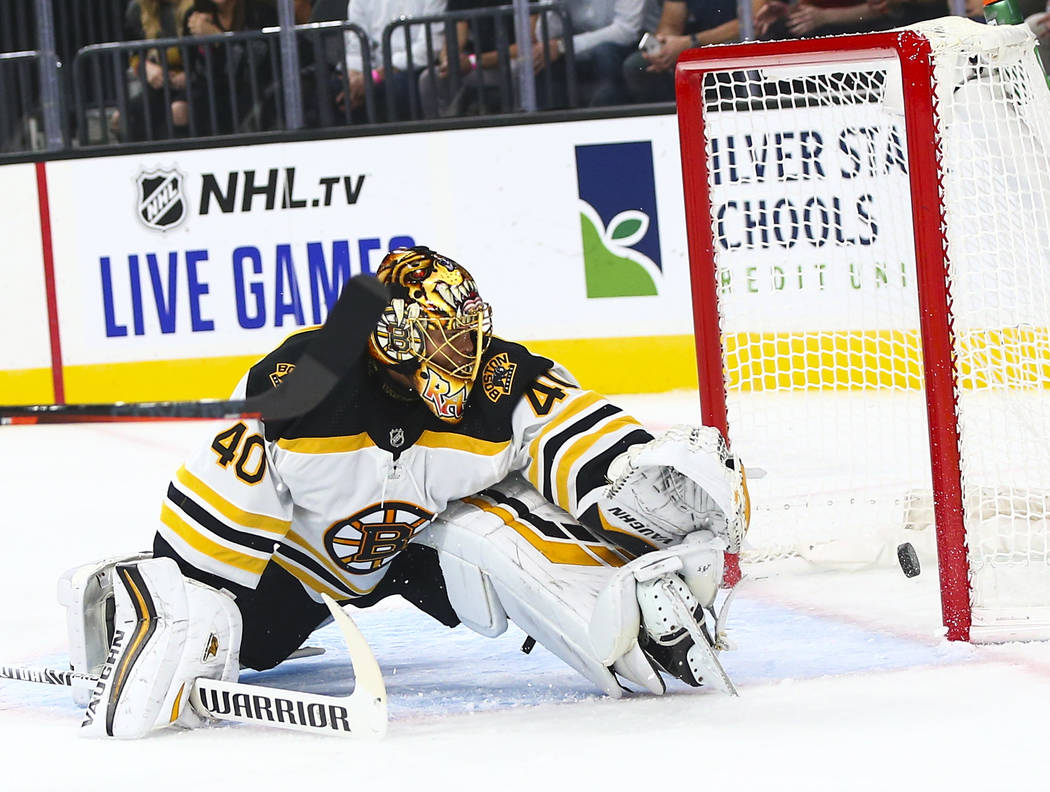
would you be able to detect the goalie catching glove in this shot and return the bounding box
[599,425,749,554]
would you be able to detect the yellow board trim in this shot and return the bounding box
[1,337,698,406]
[160,503,269,575]
[175,466,290,536]
[8,327,1048,406]
[0,367,55,405]
[63,355,261,402]
[724,330,924,391]
[724,328,1050,391]
[526,336,699,393]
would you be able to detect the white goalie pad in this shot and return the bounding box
[416,477,664,697]
[79,557,241,739]
[417,476,735,696]
[600,425,749,553]
[57,552,153,705]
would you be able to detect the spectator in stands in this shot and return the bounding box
[181,0,279,135]
[1025,2,1050,72]
[754,0,942,39]
[119,0,189,140]
[311,0,349,20]
[622,0,752,103]
[540,0,654,107]
[294,0,314,22]
[341,0,448,122]
[416,0,550,118]
[754,0,882,38]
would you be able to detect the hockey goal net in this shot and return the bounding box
[675,17,1050,642]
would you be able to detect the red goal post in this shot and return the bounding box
[675,18,1050,642]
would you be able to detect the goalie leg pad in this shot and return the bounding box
[57,551,153,705]
[417,477,663,697]
[79,557,241,739]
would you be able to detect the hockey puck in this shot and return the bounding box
[897,542,921,578]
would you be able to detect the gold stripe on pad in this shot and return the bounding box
[160,503,269,575]
[463,496,613,567]
[170,683,186,723]
[175,466,290,536]
[596,508,660,553]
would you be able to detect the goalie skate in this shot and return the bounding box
[677,613,737,697]
[640,575,738,696]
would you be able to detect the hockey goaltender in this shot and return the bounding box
[55,246,750,738]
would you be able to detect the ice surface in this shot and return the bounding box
[1,392,1048,791]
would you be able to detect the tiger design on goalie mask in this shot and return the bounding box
[368,247,493,423]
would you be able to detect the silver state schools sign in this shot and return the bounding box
[136,167,187,230]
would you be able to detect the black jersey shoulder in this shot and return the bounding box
[244,328,322,400]
[479,337,556,407]
[246,327,377,442]
[443,337,556,442]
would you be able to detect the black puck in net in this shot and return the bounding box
[897,542,921,578]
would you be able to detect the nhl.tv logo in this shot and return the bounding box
[574,141,662,298]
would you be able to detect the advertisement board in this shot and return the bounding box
[1,105,931,404]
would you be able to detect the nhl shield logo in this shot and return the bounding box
[136,167,187,230]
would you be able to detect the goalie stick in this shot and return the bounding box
[0,594,388,738]
[0,275,390,426]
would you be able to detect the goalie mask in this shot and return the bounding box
[368,246,493,423]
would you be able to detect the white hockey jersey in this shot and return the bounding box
[156,334,654,602]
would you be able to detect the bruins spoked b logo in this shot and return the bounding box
[324,502,433,574]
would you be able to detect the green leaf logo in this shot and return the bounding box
[579,202,659,298]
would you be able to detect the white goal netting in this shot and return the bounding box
[689,17,1050,639]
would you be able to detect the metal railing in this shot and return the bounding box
[71,22,375,146]
[1,2,37,55]
[0,1,612,156]
[66,5,581,148]
[382,3,577,122]
[0,51,63,154]
[1,1,125,58]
